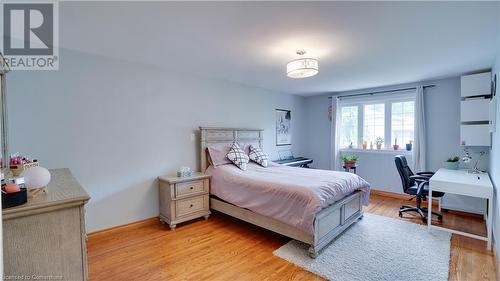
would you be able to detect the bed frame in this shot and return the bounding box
[200,127,363,258]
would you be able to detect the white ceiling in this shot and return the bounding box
[60,1,500,96]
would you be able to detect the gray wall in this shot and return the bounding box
[303,76,489,213]
[6,49,306,232]
[339,150,413,194]
[303,96,332,169]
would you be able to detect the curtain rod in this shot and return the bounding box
[328,84,435,99]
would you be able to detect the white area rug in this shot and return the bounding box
[273,213,451,281]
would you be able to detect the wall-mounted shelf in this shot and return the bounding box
[460,124,490,146]
[461,72,492,98]
[461,98,490,122]
[460,72,491,147]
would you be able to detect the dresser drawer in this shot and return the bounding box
[175,180,205,198]
[175,196,206,217]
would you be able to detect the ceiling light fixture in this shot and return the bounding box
[286,50,319,79]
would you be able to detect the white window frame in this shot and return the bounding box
[339,105,359,148]
[390,100,415,149]
[338,91,416,150]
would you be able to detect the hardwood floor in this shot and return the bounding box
[88,194,498,280]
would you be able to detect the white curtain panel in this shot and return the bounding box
[330,97,342,170]
[413,86,426,171]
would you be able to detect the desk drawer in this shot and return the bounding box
[175,196,206,218]
[175,180,205,198]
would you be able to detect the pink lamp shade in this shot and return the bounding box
[20,166,51,189]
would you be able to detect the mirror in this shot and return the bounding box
[0,53,10,176]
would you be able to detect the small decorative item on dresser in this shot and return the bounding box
[20,166,51,197]
[1,174,28,208]
[8,153,39,176]
[1,187,27,209]
[158,172,210,230]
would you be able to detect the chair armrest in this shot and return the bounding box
[410,175,431,181]
[416,181,426,196]
[416,171,435,176]
[410,175,429,197]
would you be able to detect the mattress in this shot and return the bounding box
[206,162,370,233]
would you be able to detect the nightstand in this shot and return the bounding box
[158,172,210,230]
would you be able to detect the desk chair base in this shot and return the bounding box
[399,205,443,223]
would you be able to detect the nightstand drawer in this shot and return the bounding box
[175,196,206,217]
[175,180,205,198]
[158,172,210,230]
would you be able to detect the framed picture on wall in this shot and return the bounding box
[276,109,291,146]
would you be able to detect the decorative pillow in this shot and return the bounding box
[207,144,232,167]
[226,143,249,170]
[240,143,252,154]
[249,145,269,167]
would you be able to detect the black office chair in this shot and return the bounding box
[394,155,444,223]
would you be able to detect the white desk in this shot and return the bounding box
[428,168,493,250]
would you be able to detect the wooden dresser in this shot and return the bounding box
[3,168,90,281]
[158,173,210,230]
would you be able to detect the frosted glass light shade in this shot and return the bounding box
[286,58,319,78]
[20,166,51,189]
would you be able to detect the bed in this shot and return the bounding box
[200,127,370,258]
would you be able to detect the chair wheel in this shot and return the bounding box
[398,212,402,218]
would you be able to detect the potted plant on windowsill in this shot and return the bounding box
[375,137,384,150]
[445,156,460,170]
[362,140,368,150]
[406,140,413,151]
[341,154,359,168]
[393,137,399,150]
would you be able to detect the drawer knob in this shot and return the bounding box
[190,186,194,190]
[190,204,194,208]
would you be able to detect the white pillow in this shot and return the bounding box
[226,142,249,170]
[249,145,268,167]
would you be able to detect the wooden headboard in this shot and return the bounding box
[199,127,264,172]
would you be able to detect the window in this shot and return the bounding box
[338,92,415,150]
[363,104,385,145]
[391,101,414,146]
[340,106,358,148]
